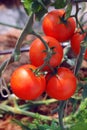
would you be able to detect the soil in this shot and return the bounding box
[0,1,87,130]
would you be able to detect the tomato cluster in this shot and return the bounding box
[10,9,78,101]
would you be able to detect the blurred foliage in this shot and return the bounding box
[52,0,67,9]
[70,122,87,130]
[12,119,61,130]
[21,0,49,20]
[21,0,67,20]
[11,98,87,130]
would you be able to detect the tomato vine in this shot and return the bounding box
[0,0,87,130]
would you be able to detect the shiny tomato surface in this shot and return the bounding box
[46,67,77,100]
[10,64,46,100]
[30,36,63,70]
[42,9,76,42]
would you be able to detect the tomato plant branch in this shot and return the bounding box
[0,102,57,122]
[20,99,58,109]
[69,3,87,76]
[13,14,34,59]
[0,14,34,76]
[70,3,84,33]
[31,30,49,50]
[74,42,87,76]
[58,101,66,130]
[75,3,84,33]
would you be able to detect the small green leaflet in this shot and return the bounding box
[52,0,67,9]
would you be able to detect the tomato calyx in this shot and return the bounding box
[59,13,68,24]
[39,45,57,71]
[44,46,56,61]
[29,67,45,77]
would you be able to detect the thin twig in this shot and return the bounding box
[75,3,85,33]
[31,30,49,50]
[74,43,87,76]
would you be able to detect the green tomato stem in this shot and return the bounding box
[20,99,58,109]
[74,43,87,76]
[31,30,49,50]
[0,13,34,76]
[0,102,57,122]
[58,101,67,130]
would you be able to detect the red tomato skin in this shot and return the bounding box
[10,64,46,100]
[29,36,63,70]
[70,32,87,60]
[42,9,76,42]
[45,72,53,83]
[46,67,77,100]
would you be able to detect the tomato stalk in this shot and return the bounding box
[69,3,87,76]
[31,30,49,50]
[51,101,67,130]
[58,101,67,130]
[0,98,58,122]
[0,13,34,76]
[50,100,67,130]
[0,14,34,98]
[74,41,87,76]
[20,99,58,109]
[69,3,85,33]
[74,3,84,33]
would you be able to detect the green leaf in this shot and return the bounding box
[65,2,72,19]
[21,0,33,15]
[21,0,48,20]
[50,121,59,130]
[52,0,67,9]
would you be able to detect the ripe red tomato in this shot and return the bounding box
[70,32,87,60]
[10,64,46,100]
[42,9,76,42]
[46,67,77,100]
[29,36,63,70]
